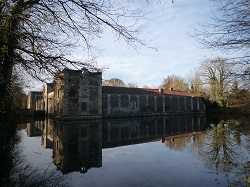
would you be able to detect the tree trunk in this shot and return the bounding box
[0,50,14,113]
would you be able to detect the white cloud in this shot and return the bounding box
[29,0,227,89]
[90,0,230,88]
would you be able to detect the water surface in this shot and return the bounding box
[13,116,250,186]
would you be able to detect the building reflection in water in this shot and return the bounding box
[52,121,102,174]
[42,119,54,149]
[27,115,208,175]
[26,119,54,149]
[26,121,43,137]
[102,116,206,148]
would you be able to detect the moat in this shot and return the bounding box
[4,115,250,187]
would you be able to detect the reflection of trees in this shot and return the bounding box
[0,119,68,187]
[204,121,238,172]
[169,117,250,186]
[229,119,250,186]
[191,133,205,158]
[201,120,250,186]
[7,146,68,187]
[165,132,206,157]
[0,117,18,186]
[165,136,191,151]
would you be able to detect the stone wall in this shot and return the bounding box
[54,69,102,118]
[27,91,43,110]
[48,92,55,114]
[43,83,54,115]
[102,94,205,117]
[29,69,205,118]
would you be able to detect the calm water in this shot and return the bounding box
[7,116,250,186]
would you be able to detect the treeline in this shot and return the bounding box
[104,57,250,114]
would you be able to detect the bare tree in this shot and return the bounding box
[241,67,250,90]
[102,78,126,87]
[228,89,250,113]
[127,82,138,88]
[160,75,189,91]
[142,85,150,89]
[199,57,235,106]
[194,0,250,65]
[187,69,203,94]
[0,0,150,112]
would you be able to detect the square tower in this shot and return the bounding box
[54,69,102,119]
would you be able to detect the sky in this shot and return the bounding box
[30,0,228,91]
[91,0,227,87]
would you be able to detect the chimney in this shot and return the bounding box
[159,88,163,94]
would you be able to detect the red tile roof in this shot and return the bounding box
[102,86,201,97]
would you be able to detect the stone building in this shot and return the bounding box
[27,91,43,110]
[30,68,205,119]
[51,69,102,119]
[102,86,205,117]
[43,83,54,115]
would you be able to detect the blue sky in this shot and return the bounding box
[89,0,227,87]
[30,0,229,90]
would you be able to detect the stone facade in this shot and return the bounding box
[29,69,205,119]
[52,69,102,119]
[27,91,43,110]
[102,87,205,117]
[43,83,54,115]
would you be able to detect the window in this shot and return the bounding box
[81,102,87,111]
[130,102,136,110]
